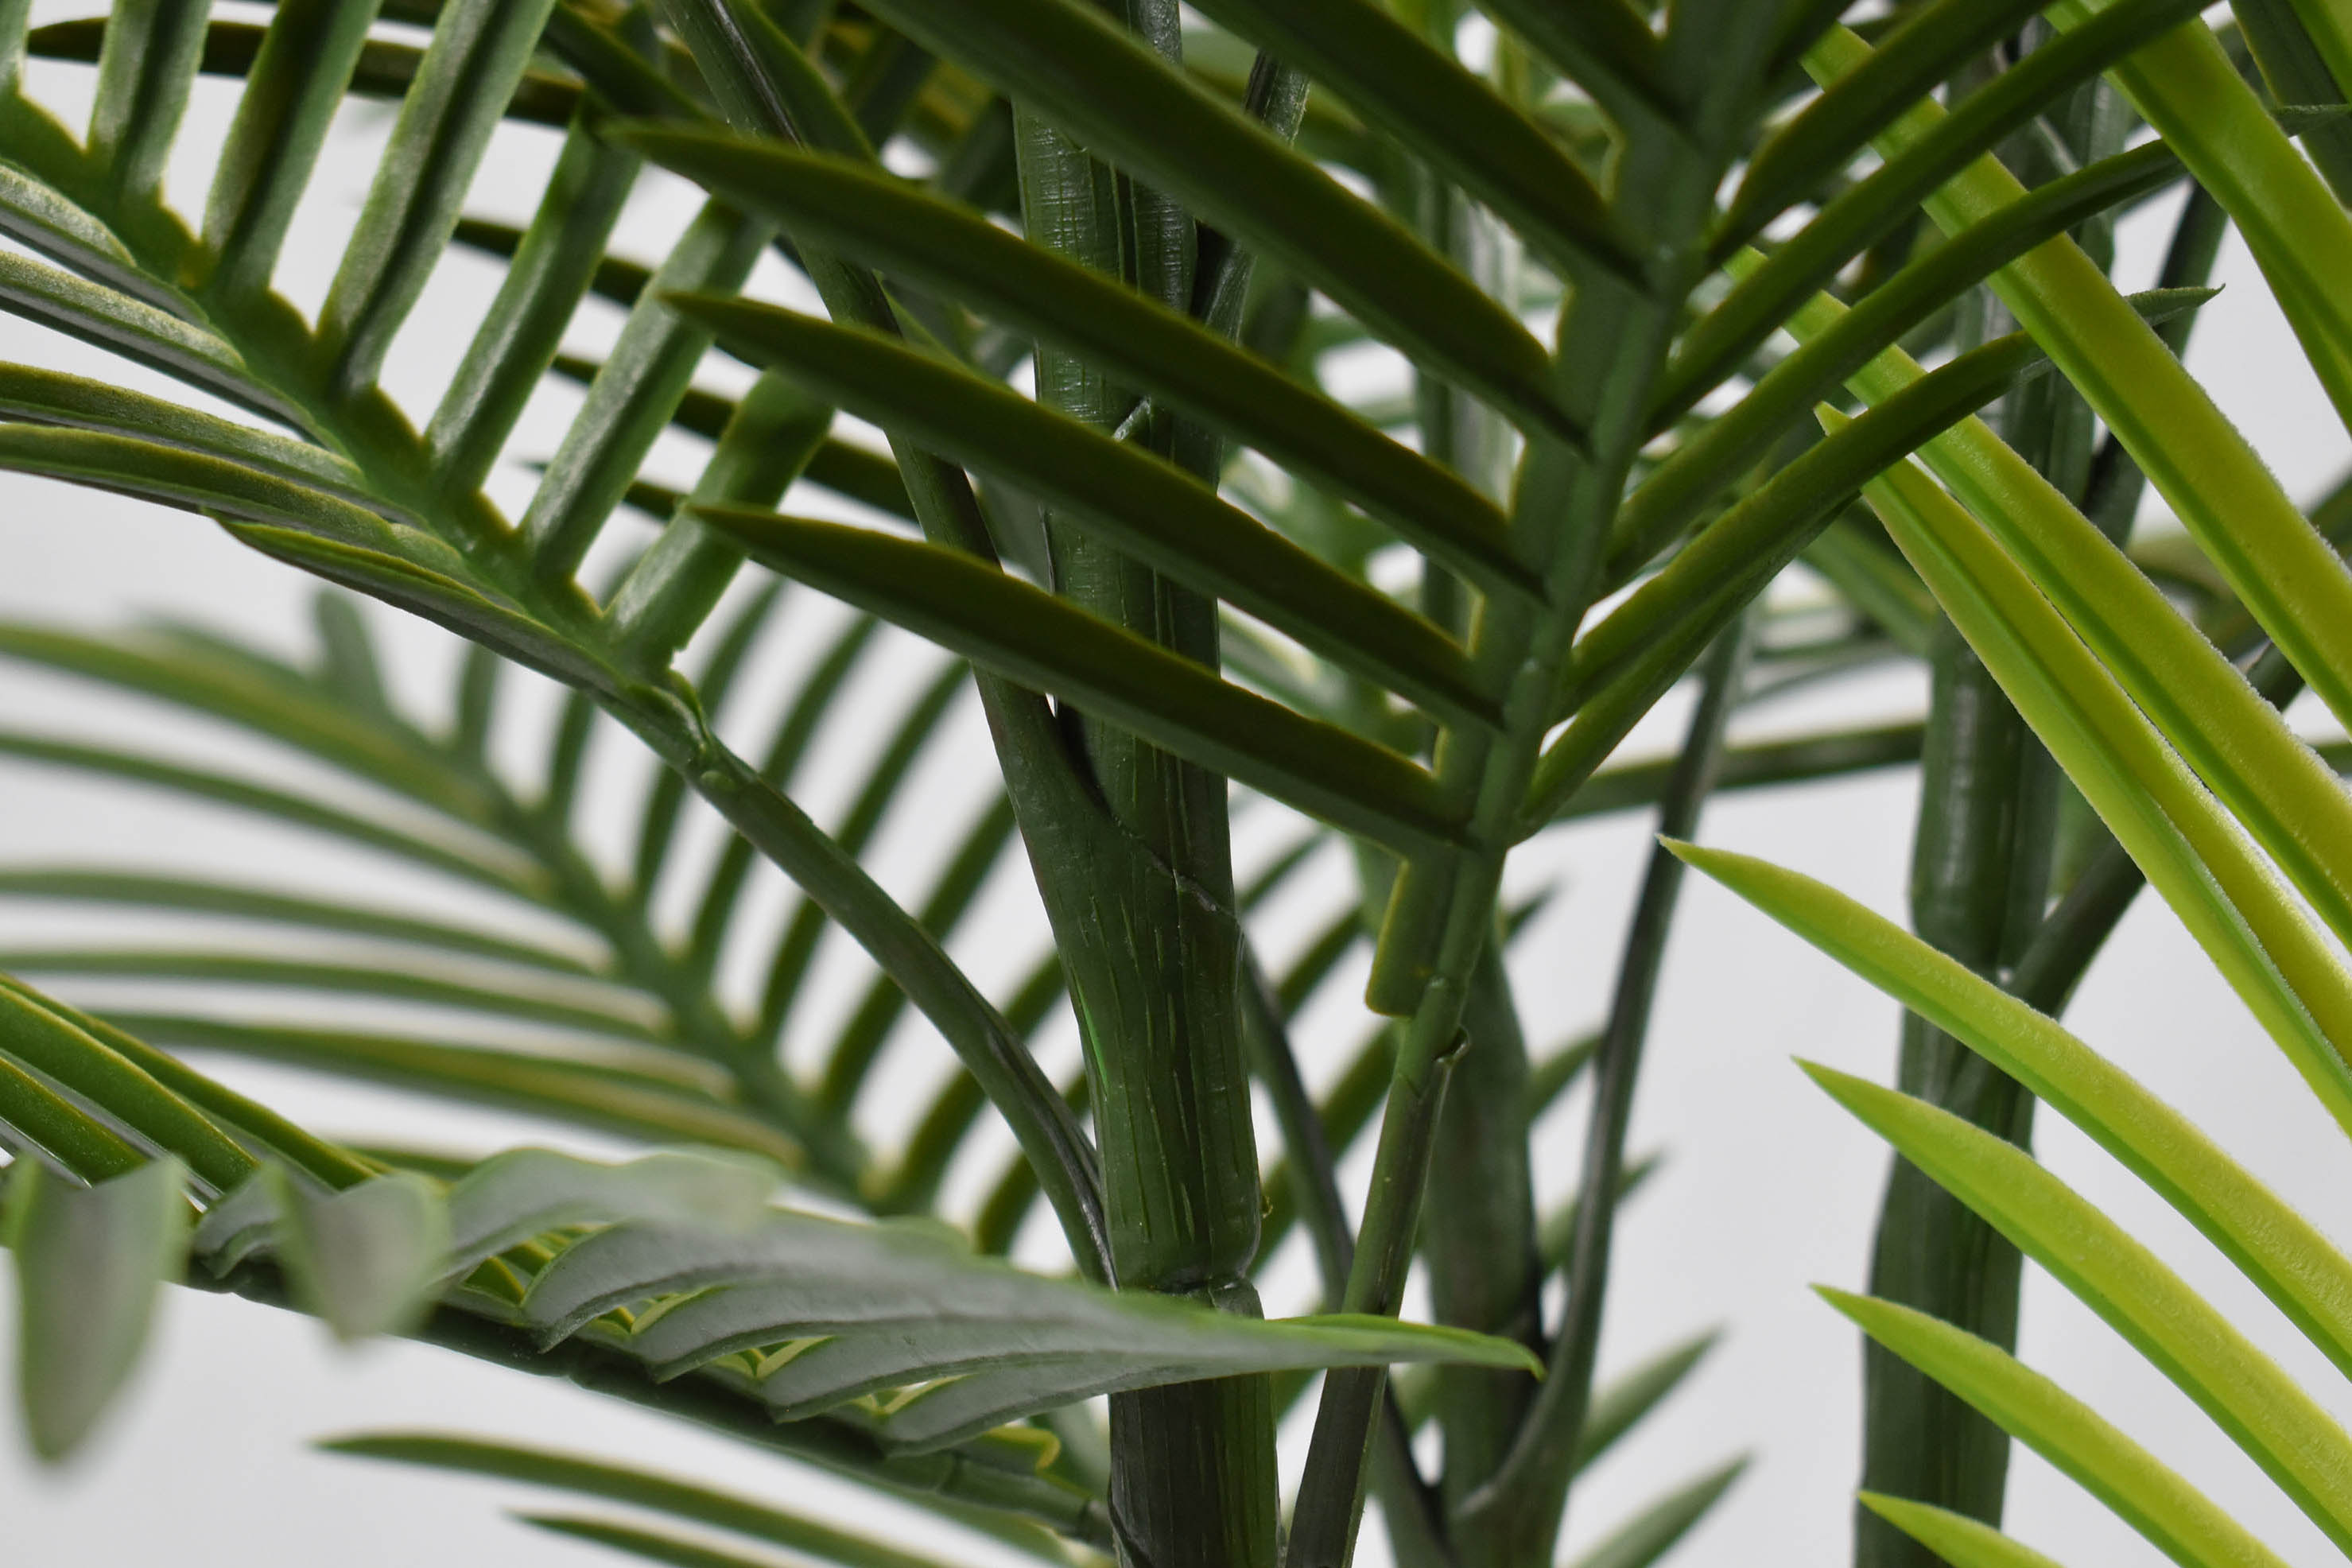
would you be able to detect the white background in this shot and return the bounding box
[4,6,2352,1566]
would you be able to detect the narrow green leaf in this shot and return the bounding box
[5,1155,190,1461]
[267,1166,448,1341]
[1657,0,2209,428]
[1618,142,2183,574]
[87,0,210,204]
[697,508,1467,856]
[1853,448,2352,1147]
[0,980,370,1192]
[813,796,1017,1118]
[1568,332,2051,720]
[200,0,385,300]
[631,582,783,902]
[114,1015,806,1168]
[0,160,191,316]
[1565,1458,1748,1568]
[425,114,643,495]
[1682,841,2352,1393]
[0,984,254,1195]
[1574,1329,1718,1474]
[856,0,1582,444]
[1825,1290,2295,1568]
[226,523,626,700]
[621,129,1540,603]
[0,619,499,823]
[1469,0,1678,136]
[1721,0,2055,251]
[1804,1062,2352,1555]
[1179,0,1641,285]
[324,1434,990,1568]
[1857,1496,2066,1568]
[1811,19,2352,742]
[317,0,565,398]
[0,870,597,978]
[521,1516,866,1568]
[0,251,301,427]
[718,663,961,1032]
[0,949,668,1046]
[2047,0,2352,431]
[674,301,1500,728]
[0,729,541,898]
[520,202,768,584]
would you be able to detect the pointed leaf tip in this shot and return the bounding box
[7,1155,190,1461]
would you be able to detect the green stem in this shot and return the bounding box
[1461,613,1749,1562]
[1005,8,1272,1564]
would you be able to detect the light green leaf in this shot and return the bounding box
[1824,1289,2293,1568]
[1857,1495,2067,1568]
[1565,1457,1748,1568]
[1851,443,2352,1145]
[267,1166,448,1341]
[2048,0,2352,431]
[1676,841,2352,1384]
[4,1155,190,1461]
[1721,0,2056,251]
[1803,1062,2352,1554]
[442,1147,780,1279]
[1660,0,2209,427]
[1809,19,2352,742]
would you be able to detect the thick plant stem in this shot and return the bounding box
[1857,61,2109,1566]
[1857,629,2044,1568]
[1010,6,1272,1562]
[1292,11,1786,1562]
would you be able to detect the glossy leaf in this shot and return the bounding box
[621,129,1540,602]
[1824,1290,2294,1568]
[1678,842,2352,1385]
[1804,1062,2352,1554]
[670,299,1501,728]
[1811,19,2352,741]
[856,0,1582,444]
[697,507,1467,855]
[1852,443,2352,1144]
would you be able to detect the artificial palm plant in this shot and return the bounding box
[2,0,2351,1565]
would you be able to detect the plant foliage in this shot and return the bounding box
[0,2,2349,1568]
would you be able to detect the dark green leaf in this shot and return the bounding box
[199,0,385,299]
[622,130,1540,602]
[698,508,1467,855]
[1181,0,1644,285]
[672,302,1500,728]
[856,0,1582,444]
[317,0,565,398]
[1659,0,2210,429]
